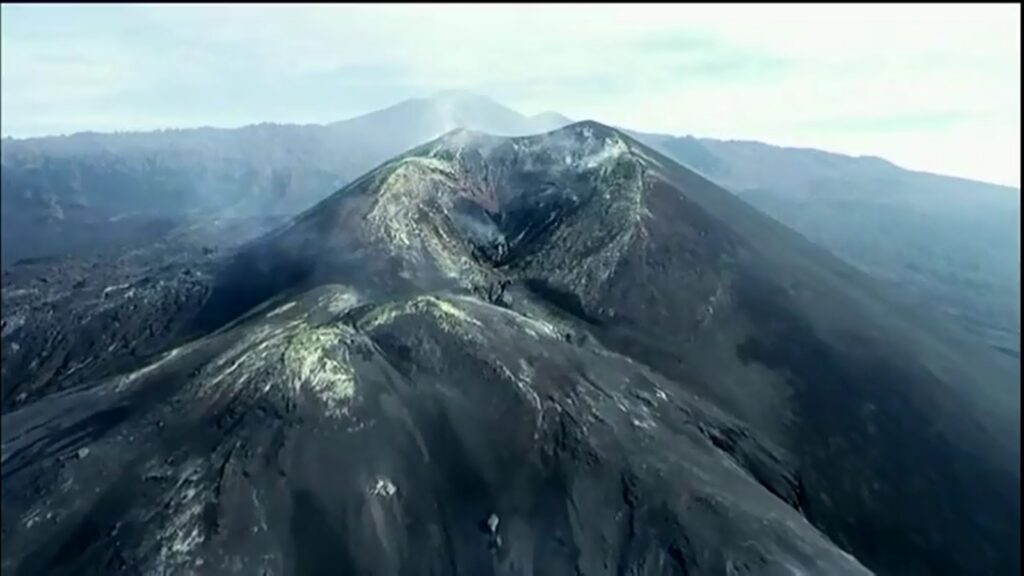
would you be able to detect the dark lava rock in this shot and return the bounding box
[1,122,1018,576]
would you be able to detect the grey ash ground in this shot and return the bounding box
[1,122,1019,576]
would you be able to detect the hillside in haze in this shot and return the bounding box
[2,122,1017,576]
[631,131,1022,357]
[0,91,571,263]
[1,92,1018,357]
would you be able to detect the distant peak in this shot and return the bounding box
[530,111,571,121]
[428,89,494,104]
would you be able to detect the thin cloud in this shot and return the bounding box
[0,3,1019,186]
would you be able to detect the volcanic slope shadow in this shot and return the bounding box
[2,122,1018,576]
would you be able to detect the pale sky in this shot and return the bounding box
[1,3,1020,186]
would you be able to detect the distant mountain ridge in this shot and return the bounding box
[626,129,1020,356]
[1,91,571,220]
[1,91,1018,356]
[0,92,571,268]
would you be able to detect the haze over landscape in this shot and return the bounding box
[2,3,1020,186]
[0,4,1020,576]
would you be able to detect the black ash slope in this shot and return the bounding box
[1,122,1018,576]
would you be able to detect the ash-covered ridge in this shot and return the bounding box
[2,121,1018,576]
[207,122,693,320]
